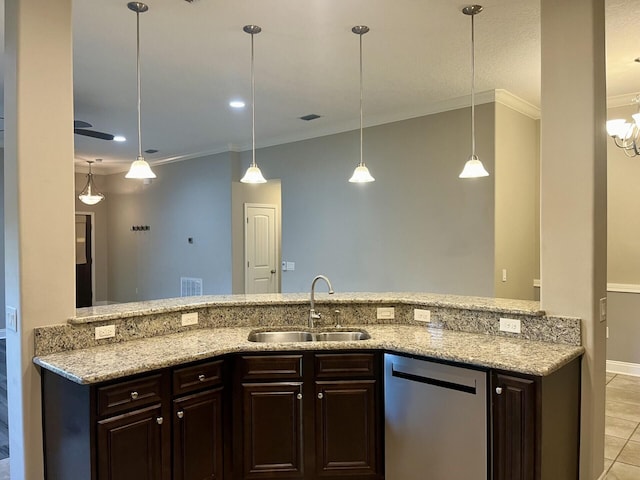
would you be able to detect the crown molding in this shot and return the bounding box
[607,92,640,109]
[494,89,541,119]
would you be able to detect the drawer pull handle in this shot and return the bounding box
[496,387,503,395]
[198,374,206,382]
[297,393,303,400]
[156,417,163,425]
[130,391,139,400]
[177,411,184,419]
[318,392,324,399]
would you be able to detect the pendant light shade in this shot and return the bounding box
[349,25,374,183]
[79,160,105,205]
[125,2,156,180]
[240,25,267,184]
[459,5,489,179]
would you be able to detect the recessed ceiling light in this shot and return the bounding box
[229,100,246,108]
[113,135,126,142]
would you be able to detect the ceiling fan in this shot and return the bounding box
[73,120,117,141]
[0,117,118,141]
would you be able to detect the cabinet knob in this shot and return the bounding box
[156,417,163,425]
[318,392,324,399]
[130,391,139,400]
[297,393,303,400]
[198,374,206,382]
[177,411,184,419]
[496,387,503,395]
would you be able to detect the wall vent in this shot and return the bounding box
[180,277,203,297]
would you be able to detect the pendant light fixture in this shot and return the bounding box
[240,25,267,184]
[349,25,375,183]
[459,5,489,179]
[78,160,105,205]
[125,2,156,180]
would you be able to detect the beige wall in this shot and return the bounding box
[607,103,640,284]
[231,175,282,294]
[494,103,539,300]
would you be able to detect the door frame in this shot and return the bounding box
[244,203,280,294]
[76,211,96,306]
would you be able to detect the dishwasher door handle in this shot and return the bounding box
[391,367,477,395]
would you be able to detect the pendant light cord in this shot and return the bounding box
[359,31,364,167]
[251,31,256,168]
[136,9,143,159]
[470,12,476,158]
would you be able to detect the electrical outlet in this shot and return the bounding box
[6,307,17,332]
[499,318,521,334]
[181,312,198,326]
[376,307,395,320]
[95,324,116,340]
[414,309,431,322]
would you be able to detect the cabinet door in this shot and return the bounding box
[315,380,379,478]
[173,388,224,480]
[492,372,537,480]
[97,403,167,480]
[241,382,304,479]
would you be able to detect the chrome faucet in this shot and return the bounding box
[309,275,334,328]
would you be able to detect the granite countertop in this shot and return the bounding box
[71,292,544,324]
[33,324,584,384]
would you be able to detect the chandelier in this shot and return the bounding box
[607,94,640,157]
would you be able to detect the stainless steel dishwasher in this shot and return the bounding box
[384,353,488,480]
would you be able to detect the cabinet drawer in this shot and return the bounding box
[97,374,164,417]
[315,353,376,378]
[173,359,223,396]
[239,354,303,380]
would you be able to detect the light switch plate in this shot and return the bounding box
[95,324,116,340]
[377,307,395,320]
[499,318,521,334]
[414,309,431,322]
[600,297,607,323]
[181,312,198,326]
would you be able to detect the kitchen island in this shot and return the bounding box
[34,293,583,480]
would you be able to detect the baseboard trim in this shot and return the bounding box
[607,360,640,377]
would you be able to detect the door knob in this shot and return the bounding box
[297,393,303,400]
[156,417,164,425]
[130,391,139,400]
[495,387,503,395]
[270,269,276,274]
[318,392,324,399]
[177,411,184,419]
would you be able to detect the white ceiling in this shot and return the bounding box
[4,0,640,172]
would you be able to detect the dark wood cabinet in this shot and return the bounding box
[492,373,536,480]
[233,352,382,480]
[241,382,305,478]
[491,358,581,480]
[314,380,378,477]
[97,403,168,480]
[42,358,226,480]
[173,388,224,480]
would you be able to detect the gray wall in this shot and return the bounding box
[494,104,539,300]
[247,104,496,295]
[104,152,233,302]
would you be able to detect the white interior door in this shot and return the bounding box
[245,203,279,294]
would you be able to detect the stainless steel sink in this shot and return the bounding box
[247,331,314,343]
[247,329,370,343]
[314,331,370,341]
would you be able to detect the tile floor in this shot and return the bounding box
[0,373,633,479]
[604,372,640,479]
